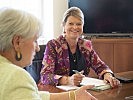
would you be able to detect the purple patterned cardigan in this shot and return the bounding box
[40,35,112,85]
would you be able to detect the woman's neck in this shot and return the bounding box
[66,38,78,54]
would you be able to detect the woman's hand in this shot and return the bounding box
[58,72,84,86]
[68,73,84,86]
[104,73,120,88]
[68,74,84,86]
[75,85,98,100]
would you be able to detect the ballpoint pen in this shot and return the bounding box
[72,70,83,74]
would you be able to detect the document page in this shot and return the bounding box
[56,85,79,91]
[81,77,107,86]
[81,77,111,91]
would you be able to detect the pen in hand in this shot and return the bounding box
[72,70,84,86]
[72,70,84,75]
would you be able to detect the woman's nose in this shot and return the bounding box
[73,24,78,29]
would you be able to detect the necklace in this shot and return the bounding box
[72,53,77,63]
[67,43,78,63]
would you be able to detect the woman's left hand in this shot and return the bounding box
[104,73,120,88]
[75,85,98,100]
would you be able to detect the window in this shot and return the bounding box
[0,0,53,45]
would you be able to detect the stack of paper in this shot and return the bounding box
[56,77,111,91]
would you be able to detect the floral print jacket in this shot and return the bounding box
[40,35,112,85]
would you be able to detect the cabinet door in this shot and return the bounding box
[114,43,133,72]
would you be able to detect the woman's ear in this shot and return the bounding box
[12,35,22,50]
[62,23,66,34]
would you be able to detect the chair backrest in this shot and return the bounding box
[25,45,46,83]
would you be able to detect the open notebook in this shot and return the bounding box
[57,77,111,91]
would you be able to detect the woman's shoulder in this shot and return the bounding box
[48,35,64,42]
[78,38,93,51]
[79,38,92,46]
[79,37,91,43]
[0,56,32,84]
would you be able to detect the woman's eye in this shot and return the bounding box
[68,22,82,26]
[35,40,38,44]
[76,23,82,26]
[69,23,73,25]
[77,23,82,26]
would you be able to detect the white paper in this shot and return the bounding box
[81,77,107,86]
[56,85,79,91]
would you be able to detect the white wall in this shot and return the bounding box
[53,0,68,38]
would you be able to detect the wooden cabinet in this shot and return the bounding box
[90,38,133,75]
[114,42,133,72]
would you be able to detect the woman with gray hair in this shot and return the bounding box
[0,8,97,100]
[40,7,120,87]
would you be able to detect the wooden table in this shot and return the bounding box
[89,82,133,100]
[89,71,133,100]
[38,71,133,100]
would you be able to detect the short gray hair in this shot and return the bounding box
[62,7,84,25]
[0,8,42,51]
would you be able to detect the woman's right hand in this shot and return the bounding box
[75,85,98,100]
[68,73,84,86]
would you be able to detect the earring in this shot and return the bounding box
[15,51,22,61]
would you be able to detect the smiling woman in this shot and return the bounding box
[39,7,120,88]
